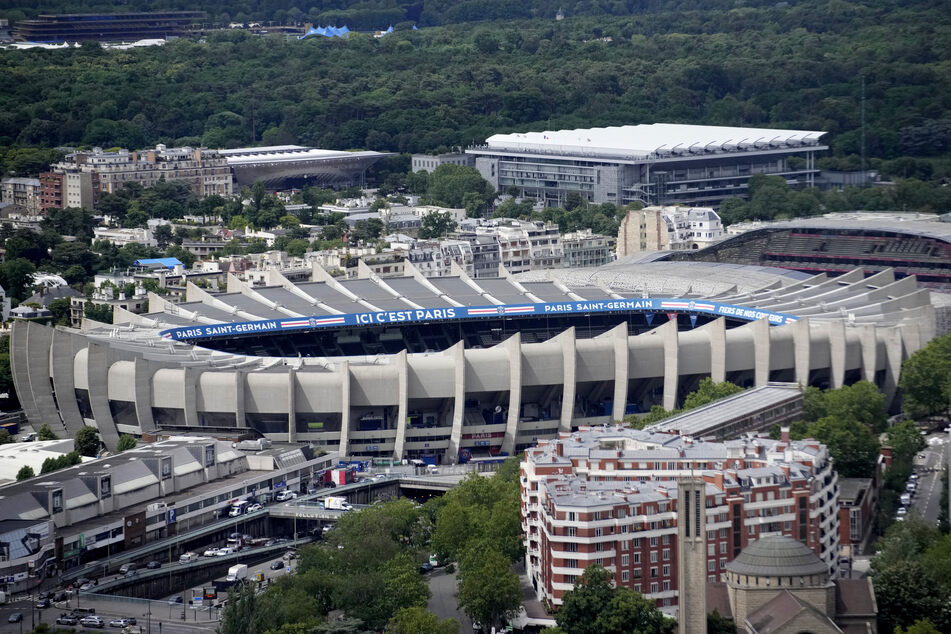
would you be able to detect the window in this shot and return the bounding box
[650,537,658,547]
[720,558,727,569]
[621,554,629,566]
[650,551,658,563]
[621,570,629,583]
[662,564,670,577]
[633,552,641,564]
[564,559,577,568]
[650,582,659,594]
[595,528,603,537]
[634,569,642,579]
[708,560,715,571]
[662,535,670,545]
[708,543,715,556]
[650,567,657,578]
[633,538,641,548]
[662,548,670,561]
[720,542,727,554]
[662,580,671,592]
[567,527,577,537]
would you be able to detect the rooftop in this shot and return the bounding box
[645,383,802,436]
[726,535,829,578]
[478,123,826,161]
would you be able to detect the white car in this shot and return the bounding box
[81,615,105,627]
[203,547,220,557]
[275,490,297,502]
[179,552,198,563]
[215,547,234,556]
[897,506,908,517]
[247,503,263,513]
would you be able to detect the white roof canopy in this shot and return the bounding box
[482,123,827,159]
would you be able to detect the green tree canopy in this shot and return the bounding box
[899,332,951,418]
[556,564,672,634]
[116,434,137,452]
[425,164,495,210]
[387,607,459,634]
[37,423,58,441]
[16,465,34,481]
[75,425,100,457]
[418,211,457,239]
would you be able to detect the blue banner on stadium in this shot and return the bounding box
[159,299,799,342]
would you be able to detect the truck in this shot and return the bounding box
[320,496,352,511]
[226,564,248,582]
[330,468,355,486]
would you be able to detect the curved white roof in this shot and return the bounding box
[483,123,826,159]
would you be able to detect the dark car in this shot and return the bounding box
[270,560,284,570]
[169,595,183,604]
[419,562,434,574]
[36,597,52,609]
[52,591,68,602]
[75,576,92,586]
[146,560,162,569]
[8,612,22,623]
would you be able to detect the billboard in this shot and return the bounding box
[160,299,799,342]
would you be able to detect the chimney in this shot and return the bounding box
[556,442,564,457]
[781,425,790,443]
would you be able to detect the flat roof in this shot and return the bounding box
[219,145,389,165]
[646,383,802,436]
[479,123,826,160]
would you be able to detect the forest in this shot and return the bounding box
[0,0,950,188]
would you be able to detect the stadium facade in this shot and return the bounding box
[11,261,936,461]
[218,146,391,189]
[467,123,827,208]
[13,11,204,43]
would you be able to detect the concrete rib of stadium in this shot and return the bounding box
[11,259,940,461]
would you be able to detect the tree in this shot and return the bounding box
[556,565,671,634]
[285,239,310,258]
[0,429,13,445]
[75,426,100,457]
[425,164,495,210]
[896,620,942,634]
[900,332,951,418]
[873,560,951,633]
[707,609,738,634]
[153,224,174,248]
[16,465,34,481]
[83,302,113,324]
[887,419,927,463]
[37,423,58,441]
[809,415,880,478]
[418,211,457,239]
[681,378,743,411]
[823,380,888,433]
[456,547,521,630]
[280,214,301,229]
[117,434,137,452]
[387,607,459,634]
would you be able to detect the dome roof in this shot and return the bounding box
[726,536,829,577]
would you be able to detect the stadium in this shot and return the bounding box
[11,260,941,463]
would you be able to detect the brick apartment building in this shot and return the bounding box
[39,144,232,210]
[521,426,839,612]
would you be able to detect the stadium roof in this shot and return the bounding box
[134,257,182,269]
[729,212,951,243]
[480,123,826,160]
[218,145,387,166]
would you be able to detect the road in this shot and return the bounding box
[0,552,298,634]
[909,429,948,525]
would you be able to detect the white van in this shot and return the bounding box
[228,501,249,517]
[179,552,198,564]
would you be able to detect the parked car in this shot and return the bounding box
[56,614,78,625]
[110,617,132,627]
[419,562,434,574]
[81,615,106,628]
[8,612,22,623]
[270,560,284,570]
[146,560,162,569]
[897,506,908,517]
[36,597,51,609]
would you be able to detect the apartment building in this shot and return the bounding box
[0,177,42,214]
[561,229,613,268]
[618,206,725,257]
[42,145,232,210]
[521,426,839,611]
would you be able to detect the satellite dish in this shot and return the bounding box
[494,405,503,414]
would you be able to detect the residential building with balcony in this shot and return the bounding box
[0,177,42,214]
[521,426,840,612]
[618,205,725,257]
[562,229,613,268]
